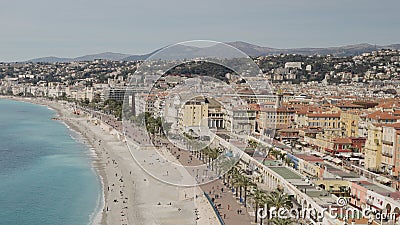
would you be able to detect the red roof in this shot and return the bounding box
[365,111,400,120]
[333,138,352,144]
[294,154,324,162]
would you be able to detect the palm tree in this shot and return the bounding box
[249,188,268,224]
[279,152,286,161]
[270,218,293,225]
[248,139,258,149]
[283,155,293,167]
[219,157,236,182]
[234,175,247,203]
[241,176,256,207]
[208,148,220,172]
[232,172,257,207]
[266,190,293,225]
[266,190,292,210]
[267,147,274,158]
[270,149,280,160]
[226,166,240,189]
[228,166,244,197]
[232,173,243,198]
[201,147,211,163]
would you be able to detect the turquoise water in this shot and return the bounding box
[0,99,102,225]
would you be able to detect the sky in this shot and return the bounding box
[0,0,399,62]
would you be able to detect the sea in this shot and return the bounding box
[0,99,103,225]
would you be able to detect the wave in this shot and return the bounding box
[88,166,104,225]
[61,121,105,225]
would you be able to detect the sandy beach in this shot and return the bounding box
[3,96,219,225]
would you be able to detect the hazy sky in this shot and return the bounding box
[0,0,399,61]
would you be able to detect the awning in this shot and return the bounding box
[349,158,360,161]
[376,176,391,183]
[341,153,352,158]
[312,151,325,157]
[332,158,342,164]
[304,147,313,152]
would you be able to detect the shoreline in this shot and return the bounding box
[0,96,108,224]
[62,120,106,225]
[1,96,220,225]
[1,96,108,224]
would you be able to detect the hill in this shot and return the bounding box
[26,42,400,63]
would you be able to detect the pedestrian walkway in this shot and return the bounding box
[105,120,254,225]
[161,137,254,225]
[201,181,253,225]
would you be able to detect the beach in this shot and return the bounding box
[4,96,219,225]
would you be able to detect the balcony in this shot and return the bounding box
[383,140,394,146]
[382,152,393,157]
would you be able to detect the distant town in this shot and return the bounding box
[3,48,400,225]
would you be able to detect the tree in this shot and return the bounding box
[239,176,256,207]
[208,148,220,172]
[227,166,243,195]
[248,139,258,149]
[249,188,268,224]
[266,190,293,225]
[267,147,274,158]
[283,156,294,167]
[270,218,294,225]
[266,190,292,209]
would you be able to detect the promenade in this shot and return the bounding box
[81,107,256,225]
[127,125,254,225]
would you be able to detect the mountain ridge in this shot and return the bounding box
[24,42,400,63]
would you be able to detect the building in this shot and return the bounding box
[103,87,127,101]
[257,104,296,135]
[306,112,341,129]
[364,123,383,171]
[340,110,362,137]
[381,123,400,176]
[180,98,208,131]
[231,104,258,134]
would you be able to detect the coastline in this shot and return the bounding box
[62,120,106,225]
[1,96,220,225]
[0,96,108,224]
